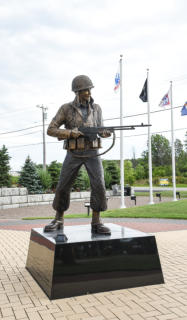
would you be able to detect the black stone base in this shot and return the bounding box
[26,224,164,299]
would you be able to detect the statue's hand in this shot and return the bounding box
[70,128,84,139]
[56,128,84,140]
[99,129,111,138]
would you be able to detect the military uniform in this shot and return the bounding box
[44,75,111,236]
[47,96,107,213]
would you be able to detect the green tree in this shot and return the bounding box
[136,156,148,178]
[72,167,84,191]
[72,166,90,191]
[104,169,112,189]
[105,161,120,188]
[152,134,171,166]
[142,134,171,167]
[0,145,11,187]
[164,165,172,176]
[37,169,52,191]
[175,138,184,160]
[124,160,135,185]
[152,166,166,177]
[184,131,187,152]
[82,167,90,190]
[35,164,44,170]
[48,161,62,189]
[19,156,43,194]
[134,163,145,180]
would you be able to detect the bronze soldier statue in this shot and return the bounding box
[44,75,111,235]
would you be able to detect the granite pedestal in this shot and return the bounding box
[26,223,164,299]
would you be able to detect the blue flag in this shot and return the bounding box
[181,102,187,116]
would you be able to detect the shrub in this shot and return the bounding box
[38,169,52,192]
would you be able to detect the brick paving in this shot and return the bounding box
[1,229,187,319]
[1,197,187,319]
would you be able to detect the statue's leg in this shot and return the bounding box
[43,211,64,232]
[44,152,82,232]
[84,153,111,235]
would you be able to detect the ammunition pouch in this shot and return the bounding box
[63,137,102,150]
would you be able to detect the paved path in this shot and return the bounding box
[0,196,175,219]
[1,217,187,233]
[0,196,187,233]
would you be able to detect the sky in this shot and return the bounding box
[0,0,187,171]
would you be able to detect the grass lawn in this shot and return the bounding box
[134,184,187,188]
[23,199,187,220]
[135,191,187,197]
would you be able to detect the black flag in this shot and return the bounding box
[139,79,147,102]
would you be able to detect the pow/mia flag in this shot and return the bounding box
[139,79,147,102]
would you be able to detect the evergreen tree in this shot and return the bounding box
[81,167,90,190]
[105,161,120,188]
[48,161,62,189]
[104,169,112,189]
[0,145,11,187]
[19,156,42,194]
[72,166,86,191]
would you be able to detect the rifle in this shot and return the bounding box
[70,123,151,158]
[78,123,151,141]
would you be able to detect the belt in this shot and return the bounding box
[64,137,102,150]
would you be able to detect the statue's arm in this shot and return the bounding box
[47,105,71,140]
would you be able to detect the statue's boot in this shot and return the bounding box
[91,211,111,235]
[44,211,64,232]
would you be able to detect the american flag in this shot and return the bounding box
[114,71,120,92]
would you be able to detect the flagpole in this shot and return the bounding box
[120,54,125,208]
[147,68,154,204]
[170,81,177,201]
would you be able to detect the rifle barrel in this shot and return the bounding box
[78,124,151,134]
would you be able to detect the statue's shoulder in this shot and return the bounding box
[59,102,73,113]
[93,103,101,111]
[93,103,102,115]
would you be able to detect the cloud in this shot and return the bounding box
[0,0,187,170]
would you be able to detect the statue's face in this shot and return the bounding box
[78,89,91,103]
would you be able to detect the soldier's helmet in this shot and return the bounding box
[72,75,94,92]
